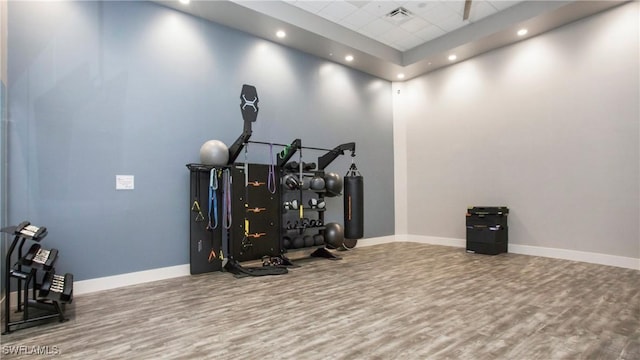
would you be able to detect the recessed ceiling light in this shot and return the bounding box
[517,28,528,36]
[397,73,405,79]
[345,55,354,62]
[179,0,190,4]
[276,30,286,38]
[448,54,457,61]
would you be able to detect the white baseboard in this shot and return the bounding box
[400,234,639,270]
[399,234,467,248]
[355,235,396,247]
[1,265,192,306]
[7,235,631,299]
[74,264,190,296]
[508,243,640,270]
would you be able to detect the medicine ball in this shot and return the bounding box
[313,234,325,246]
[283,237,292,249]
[310,176,325,190]
[293,236,304,249]
[324,222,344,249]
[324,172,343,197]
[304,235,315,248]
[301,177,311,190]
[282,174,300,190]
[199,140,229,166]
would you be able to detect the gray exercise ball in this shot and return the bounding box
[324,222,344,249]
[200,140,229,166]
[324,172,342,197]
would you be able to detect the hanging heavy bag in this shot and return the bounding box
[344,163,363,240]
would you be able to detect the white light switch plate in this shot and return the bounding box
[116,175,134,190]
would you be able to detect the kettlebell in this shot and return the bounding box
[283,174,300,190]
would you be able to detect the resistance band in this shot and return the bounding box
[267,143,277,194]
[220,168,232,263]
[207,168,219,231]
[223,169,232,230]
[242,144,251,250]
[191,171,205,222]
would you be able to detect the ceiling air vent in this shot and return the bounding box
[386,7,413,24]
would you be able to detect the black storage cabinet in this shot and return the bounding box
[466,206,509,255]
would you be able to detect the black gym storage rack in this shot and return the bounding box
[2,222,73,334]
[465,206,509,255]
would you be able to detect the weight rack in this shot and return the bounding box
[2,222,74,334]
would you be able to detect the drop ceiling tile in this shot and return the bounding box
[380,26,413,43]
[442,0,467,16]
[488,0,521,11]
[346,0,371,8]
[468,1,499,22]
[291,0,333,13]
[394,33,425,49]
[402,1,441,16]
[359,17,396,37]
[413,24,446,42]
[340,8,378,28]
[361,1,403,17]
[400,16,430,33]
[317,1,360,22]
[432,13,467,32]
[420,3,459,24]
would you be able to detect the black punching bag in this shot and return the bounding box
[344,163,363,240]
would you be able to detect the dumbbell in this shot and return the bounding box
[308,198,325,209]
[285,161,299,171]
[283,199,299,210]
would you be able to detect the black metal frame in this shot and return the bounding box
[188,84,357,269]
[2,223,71,334]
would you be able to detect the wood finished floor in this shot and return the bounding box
[1,242,639,359]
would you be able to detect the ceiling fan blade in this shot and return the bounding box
[463,0,472,20]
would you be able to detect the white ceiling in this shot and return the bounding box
[286,0,522,51]
[155,0,626,81]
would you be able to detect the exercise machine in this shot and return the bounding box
[187,84,364,275]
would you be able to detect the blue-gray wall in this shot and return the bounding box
[1,0,7,296]
[8,1,394,280]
